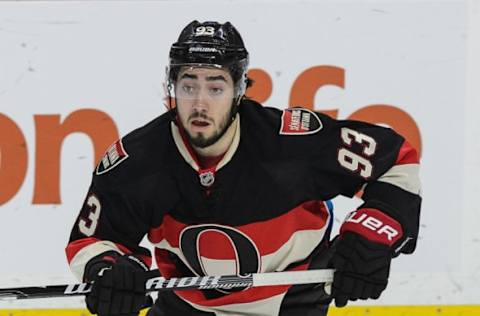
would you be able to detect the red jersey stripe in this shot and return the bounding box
[65,237,100,263]
[395,140,419,165]
[148,200,330,256]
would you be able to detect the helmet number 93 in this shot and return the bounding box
[195,26,215,36]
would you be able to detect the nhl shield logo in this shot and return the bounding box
[199,171,215,187]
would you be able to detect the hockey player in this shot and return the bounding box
[66,20,421,316]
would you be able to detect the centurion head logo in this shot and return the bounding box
[95,139,129,175]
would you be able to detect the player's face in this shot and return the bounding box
[175,67,236,148]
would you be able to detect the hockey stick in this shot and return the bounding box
[0,269,334,300]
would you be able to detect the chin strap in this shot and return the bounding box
[227,97,242,126]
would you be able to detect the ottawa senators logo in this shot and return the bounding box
[179,224,261,293]
[279,107,323,135]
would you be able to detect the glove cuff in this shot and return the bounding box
[122,254,149,272]
[84,251,148,282]
[340,208,403,247]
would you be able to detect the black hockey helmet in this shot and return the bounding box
[167,20,249,99]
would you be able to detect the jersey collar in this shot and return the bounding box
[170,114,241,173]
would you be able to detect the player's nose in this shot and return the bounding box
[192,87,209,111]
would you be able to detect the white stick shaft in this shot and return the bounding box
[252,269,334,287]
[0,269,335,300]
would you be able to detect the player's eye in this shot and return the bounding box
[209,87,224,95]
[182,85,195,94]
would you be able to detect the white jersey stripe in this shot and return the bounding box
[260,227,328,272]
[69,240,123,281]
[377,163,421,195]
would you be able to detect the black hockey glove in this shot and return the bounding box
[331,208,404,307]
[84,251,150,316]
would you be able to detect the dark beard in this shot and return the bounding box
[185,102,237,149]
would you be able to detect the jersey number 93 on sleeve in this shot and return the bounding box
[78,195,102,237]
[337,127,377,179]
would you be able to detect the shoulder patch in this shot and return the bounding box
[279,108,323,135]
[95,139,129,175]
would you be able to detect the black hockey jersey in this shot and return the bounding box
[67,99,421,316]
